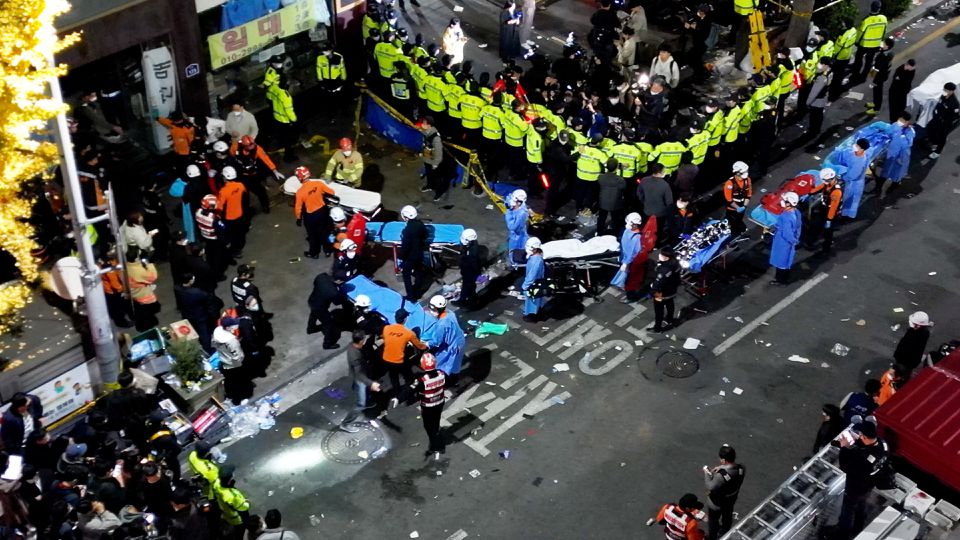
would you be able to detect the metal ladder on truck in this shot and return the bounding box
[722,441,846,540]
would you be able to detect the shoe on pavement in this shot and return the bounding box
[929,152,940,159]
[303,251,319,259]
[420,184,432,192]
[769,280,787,286]
[323,342,339,350]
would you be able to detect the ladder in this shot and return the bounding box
[747,11,772,73]
[722,441,846,540]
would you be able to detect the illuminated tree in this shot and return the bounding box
[0,0,78,333]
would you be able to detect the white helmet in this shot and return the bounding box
[329,207,346,222]
[221,166,237,180]
[429,295,447,310]
[355,294,372,308]
[819,168,837,181]
[782,191,799,206]
[339,238,357,251]
[400,205,418,220]
[509,189,527,205]
[186,164,201,178]
[625,212,642,226]
[908,311,931,327]
[732,161,749,175]
[525,237,542,254]
[213,141,229,153]
[460,228,478,244]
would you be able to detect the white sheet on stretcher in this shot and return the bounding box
[542,235,620,260]
[282,178,382,213]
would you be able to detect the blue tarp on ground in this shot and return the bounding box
[364,96,423,152]
[342,275,438,336]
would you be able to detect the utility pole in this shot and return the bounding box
[47,57,121,386]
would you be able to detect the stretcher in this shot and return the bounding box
[365,222,465,273]
[676,220,738,297]
[282,177,383,216]
[748,170,821,233]
[824,120,893,172]
[341,275,439,335]
[510,235,621,297]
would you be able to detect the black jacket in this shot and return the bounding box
[651,258,681,298]
[888,64,915,95]
[173,284,221,324]
[930,93,960,129]
[308,273,341,312]
[838,439,887,496]
[872,49,893,81]
[332,253,359,282]
[893,326,930,370]
[460,241,482,278]
[0,396,43,455]
[543,140,574,182]
[399,219,428,264]
[598,172,626,211]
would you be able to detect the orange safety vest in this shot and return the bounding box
[293,180,335,219]
[217,181,246,221]
[381,324,425,363]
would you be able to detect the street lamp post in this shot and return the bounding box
[47,57,121,386]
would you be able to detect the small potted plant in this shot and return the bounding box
[168,339,205,388]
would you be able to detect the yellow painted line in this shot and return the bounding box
[894,15,960,63]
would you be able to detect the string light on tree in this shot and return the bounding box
[0,0,78,333]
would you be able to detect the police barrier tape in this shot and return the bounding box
[358,86,544,223]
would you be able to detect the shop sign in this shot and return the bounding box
[28,363,95,424]
[207,0,316,70]
[142,46,178,152]
[185,63,201,78]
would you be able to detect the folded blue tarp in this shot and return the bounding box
[365,222,465,244]
[341,275,438,336]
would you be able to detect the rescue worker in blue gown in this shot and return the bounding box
[423,295,466,385]
[521,237,546,323]
[505,189,529,260]
[833,138,870,219]
[874,113,915,199]
[611,212,643,303]
[770,191,802,286]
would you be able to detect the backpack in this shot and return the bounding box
[870,440,896,490]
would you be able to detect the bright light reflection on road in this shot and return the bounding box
[264,446,326,473]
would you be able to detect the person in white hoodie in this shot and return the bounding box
[212,317,246,402]
[257,509,301,540]
[650,44,680,89]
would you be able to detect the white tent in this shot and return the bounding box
[907,62,960,127]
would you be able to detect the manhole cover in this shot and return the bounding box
[321,422,387,464]
[656,351,700,378]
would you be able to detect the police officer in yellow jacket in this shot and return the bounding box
[830,26,859,100]
[851,1,888,83]
[575,133,609,216]
[374,31,403,79]
[265,76,298,161]
[187,440,219,499]
[316,44,347,90]
[214,464,250,540]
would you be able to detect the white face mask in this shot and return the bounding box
[346,251,357,259]
[343,150,352,157]
[609,98,619,104]
[233,111,243,118]
[677,201,688,209]
[780,200,788,208]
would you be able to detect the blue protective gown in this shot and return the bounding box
[834,148,869,218]
[181,202,196,243]
[522,253,546,315]
[880,125,915,183]
[505,203,529,252]
[424,310,466,375]
[770,208,801,270]
[611,229,641,289]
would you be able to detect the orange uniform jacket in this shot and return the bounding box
[157,117,196,156]
[101,262,124,294]
[217,181,247,221]
[230,142,278,171]
[877,368,899,405]
[723,177,752,210]
[656,504,704,540]
[811,182,843,221]
[381,323,426,364]
[294,180,336,219]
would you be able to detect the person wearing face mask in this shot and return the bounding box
[887,59,916,123]
[769,192,801,286]
[834,138,870,219]
[456,229,482,308]
[804,59,833,139]
[671,194,698,243]
[723,162,752,237]
[505,189,529,260]
[423,295,466,383]
[225,100,259,144]
[262,55,284,89]
[324,138,365,188]
[925,82,960,159]
[332,239,360,282]
[521,238,546,322]
[649,247,680,333]
[865,38,895,117]
[805,168,843,255]
[611,213,643,302]
[874,112,915,199]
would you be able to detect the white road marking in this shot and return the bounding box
[711,273,829,356]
